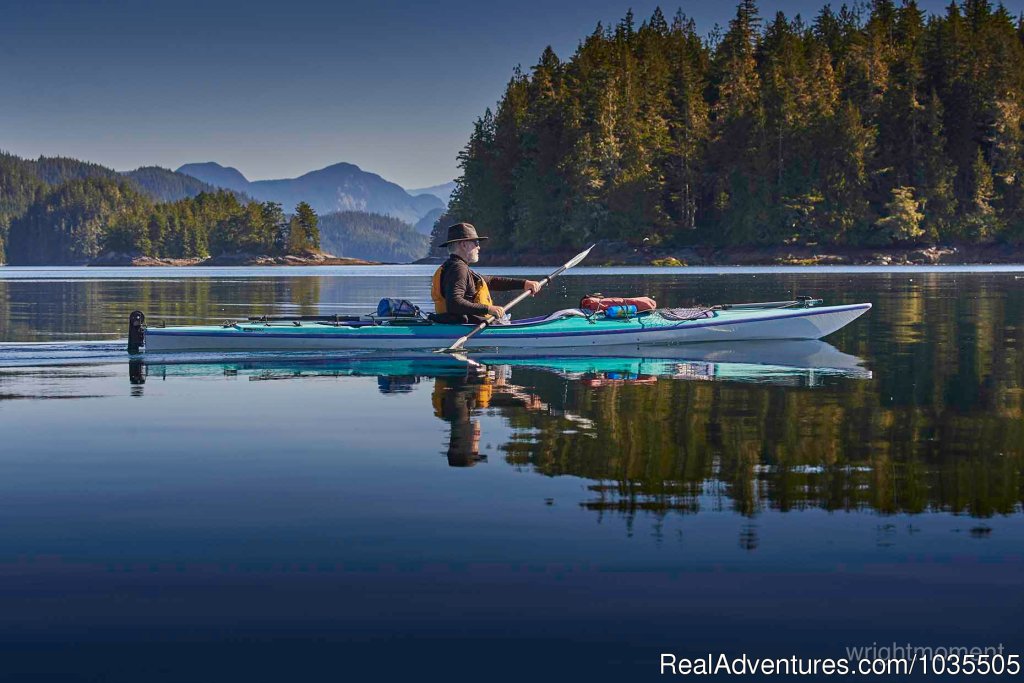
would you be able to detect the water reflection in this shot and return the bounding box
[116,336,1024,522]
[124,342,954,517]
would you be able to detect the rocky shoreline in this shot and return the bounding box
[87,251,378,267]
[8,243,1019,268]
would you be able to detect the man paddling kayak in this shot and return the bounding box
[430,223,541,324]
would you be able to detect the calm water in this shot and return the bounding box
[0,266,1022,681]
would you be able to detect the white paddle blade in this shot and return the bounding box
[447,334,471,352]
[564,244,596,270]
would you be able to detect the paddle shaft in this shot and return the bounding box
[444,245,594,352]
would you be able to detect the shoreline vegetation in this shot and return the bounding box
[86,250,378,267]
[41,240,1020,267]
[461,242,1022,266]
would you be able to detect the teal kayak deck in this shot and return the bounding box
[141,303,872,351]
[180,313,663,339]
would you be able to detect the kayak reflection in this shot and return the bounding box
[134,339,870,386]
[469,340,871,385]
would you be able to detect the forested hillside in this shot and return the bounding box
[5,176,321,265]
[0,152,242,262]
[441,0,1024,250]
[318,211,431,262]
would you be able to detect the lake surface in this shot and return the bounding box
[0,266,1022,681]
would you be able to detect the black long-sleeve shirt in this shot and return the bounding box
[437,254,525,322]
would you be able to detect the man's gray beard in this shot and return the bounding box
[467,251,479,264]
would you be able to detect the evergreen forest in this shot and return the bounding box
[439,0,1024,251]
[318,211,431,263]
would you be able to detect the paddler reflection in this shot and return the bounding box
[433,371,488,467]
[431,364,547,467]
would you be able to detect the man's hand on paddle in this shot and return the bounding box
[486,305,506,320]
[523,280,541,296]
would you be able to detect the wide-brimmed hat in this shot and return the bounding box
[441,222,489,246]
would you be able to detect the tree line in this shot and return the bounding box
[5,176,320,265]
[438,0,1024,251]
[318,211,431,263]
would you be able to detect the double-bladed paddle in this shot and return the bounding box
[442,244,595,353]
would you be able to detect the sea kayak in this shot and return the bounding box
[134,299,871,353]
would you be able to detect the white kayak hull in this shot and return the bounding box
[142,303,871,353]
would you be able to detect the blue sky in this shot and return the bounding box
[3,0,1022,188]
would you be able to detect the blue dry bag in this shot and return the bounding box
[376,298,420,317]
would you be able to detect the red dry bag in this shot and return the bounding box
[579,294,657,313]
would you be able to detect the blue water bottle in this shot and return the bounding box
[605,304,638,319]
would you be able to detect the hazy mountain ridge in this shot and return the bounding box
[414,207,445,236]
[406,181,456,204]
[177,161,443,225]
[173,162,251,195]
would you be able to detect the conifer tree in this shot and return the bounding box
[875,186,925,242]
[261,202,288,254]
[664,11,710,234]
[710,1,768,243]
[962,149,1003,239]
[288,202,320,253]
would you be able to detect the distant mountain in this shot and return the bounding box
[176,161,444,224]
[318,210,430,263]
[414,207,444,236]
[406,181,456,204]
[123,166,243,202]
[175,162,251,195]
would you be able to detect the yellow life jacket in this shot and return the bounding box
[431,262,492,314]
